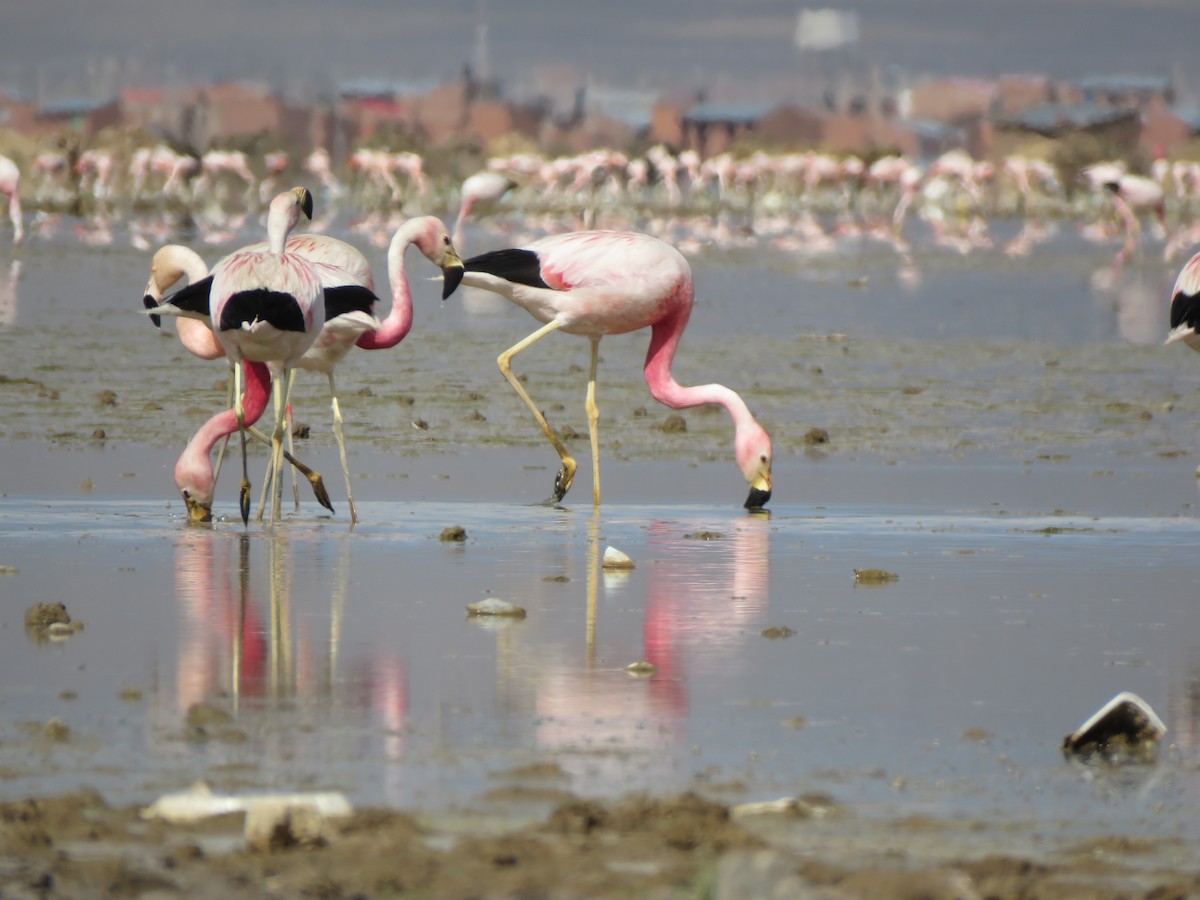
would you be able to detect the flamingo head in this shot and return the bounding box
[175,450,215,524]
[737,420,773,510]
[408,216,465,298]
[290,185,314,220]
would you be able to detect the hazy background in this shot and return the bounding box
[4,0,1200,105]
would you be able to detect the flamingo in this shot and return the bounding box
[210,186,324,525]
[452,171,517,250]
[146,219,463,523]
[174,359,333,524]
[0,154,24,246]
[1166,251,1200,353]
[457,230,773,509]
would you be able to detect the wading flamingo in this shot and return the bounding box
[175,359,333,523]
[146,219,462,522]
[458,230,772,509]
[0,154,24,246]
[453,171,517,250]
[210,187,324,525]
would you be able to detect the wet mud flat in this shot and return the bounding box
[4,233,1200,895]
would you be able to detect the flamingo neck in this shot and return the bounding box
[357,224,417,350]
[177,319,225,360]
[643,309,759,434]
[175,361,271,501]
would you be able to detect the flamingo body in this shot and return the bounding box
[1167,251,1200,351]
[460,230,772,509]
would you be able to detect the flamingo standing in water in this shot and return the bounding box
[452,171,517,251]
[458,230,773,509]
[211,187,324,525]
[146,218,463,522]
[174,359,332,523]
[0,154,24,246]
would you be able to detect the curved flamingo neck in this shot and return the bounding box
[643,306,759,434]
[175,361,271,501]
[177,319,225,360]
[356,221,419,350]
[266,197,296,257]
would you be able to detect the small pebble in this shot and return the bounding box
[466,598,526,618]
[602,546,635,570]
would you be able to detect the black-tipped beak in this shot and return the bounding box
[744,486,772,510]
[442,262,465,299]
[295,186,314,219]
[143,295,162,328]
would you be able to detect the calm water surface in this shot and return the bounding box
[2,220,1200,848]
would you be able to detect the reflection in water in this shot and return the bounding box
[0,259,19,325]
[169,530,408,764]
[1089,265,1173,346]
[526,512,772,794]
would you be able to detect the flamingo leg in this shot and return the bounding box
[232,361,251,526]
[286,370,300,512]
[585,336,601,507]
[497,319,575,502]
[211,361,236,489]
[270,370,290,524]
[328,371,358,525]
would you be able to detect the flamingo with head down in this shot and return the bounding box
[456,230,772,509]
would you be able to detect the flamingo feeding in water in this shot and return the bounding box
[146,218,462,523]
[209,187,324,525]
[174,359,333,523]
[0,154,24,246]
[457,230,772,509]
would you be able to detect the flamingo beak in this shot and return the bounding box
[185,495,213,525]
[292,186,314,219]
[441,257,465,299]
[143,294,162,328]
[745,473,772,510]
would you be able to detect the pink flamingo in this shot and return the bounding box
[1104,174,1167,267]
[458,230,773,509]
[210,187,324,525]
[173,359,331,523]
[1167,251,1200,353]
[147,219,463,523]
[0,154,24,245]
[453,171,517,250]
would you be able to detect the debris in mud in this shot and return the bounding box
[853,568,899,584]
[657,414,687,433]
[412,418,429,430]
[602,546,635,570]
[0,564,17,575]
[684,530,723,541]
[24,601,84,642]
[625,660,657,676]
[440,525,467,542]
[804,427,829,445]
[466,598,526,618]
[1062,691,1166,763]
[90,428,105,440]
[183,702,246,744]
[142,782,352,851]
[291,422,310,439]
[42,717,70,743]
[760,626,796,639]
[94,389,117,407]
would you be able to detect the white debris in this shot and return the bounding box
[602,546,635,570]
[466,598,527,618]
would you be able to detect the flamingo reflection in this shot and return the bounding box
[510,513,771,794]
[168,531,408,762]
[0,259,19,325]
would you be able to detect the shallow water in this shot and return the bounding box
[3,221,1200,851]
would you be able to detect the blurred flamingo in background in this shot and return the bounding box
[458,230,772,509]
[0,154,24,245]
[452,170,516,250]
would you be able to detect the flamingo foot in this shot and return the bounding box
[239,478,252,526]
[551,456,577,503]
[281,450,334,514]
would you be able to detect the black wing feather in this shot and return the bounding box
[219,289,307,333]
[464,248,551,289]
[323,284,379,322]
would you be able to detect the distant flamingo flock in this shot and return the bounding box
[2,143,1200,267]
[5,138,1200,523]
